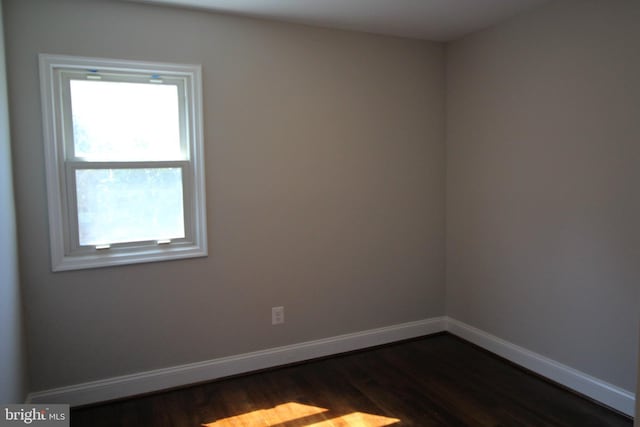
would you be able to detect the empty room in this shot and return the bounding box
[0,0,638,425]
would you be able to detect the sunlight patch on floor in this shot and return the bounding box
[202,401,400,426]
[305,411,400,426]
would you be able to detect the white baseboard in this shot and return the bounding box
[27,317,446,407]
[27,316,635,418]
[446,317,636,417]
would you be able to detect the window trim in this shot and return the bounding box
[39,54,207,271]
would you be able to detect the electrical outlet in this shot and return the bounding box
[272,306,284,325]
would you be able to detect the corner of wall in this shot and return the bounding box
[0,0,30,404]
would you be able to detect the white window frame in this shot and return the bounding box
[39,54,207,271]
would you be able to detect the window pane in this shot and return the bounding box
[70,80,182,161]
[76,168,185,246]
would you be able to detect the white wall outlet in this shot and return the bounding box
[272,306,284,325]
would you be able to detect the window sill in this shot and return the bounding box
[52,243,207,272]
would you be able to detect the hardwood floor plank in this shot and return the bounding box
[71,334,632,427]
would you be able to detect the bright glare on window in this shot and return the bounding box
[70,80,182,161]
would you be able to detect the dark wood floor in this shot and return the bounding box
[71,333,632,426]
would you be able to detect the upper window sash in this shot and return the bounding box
[58,70,190,162]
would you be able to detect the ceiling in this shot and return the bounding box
[127,0,553,41]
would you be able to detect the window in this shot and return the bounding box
[39,54,207,271]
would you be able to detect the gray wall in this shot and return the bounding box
[446,0,639,392]
[4,0,445,391]
[0,0,28,404]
